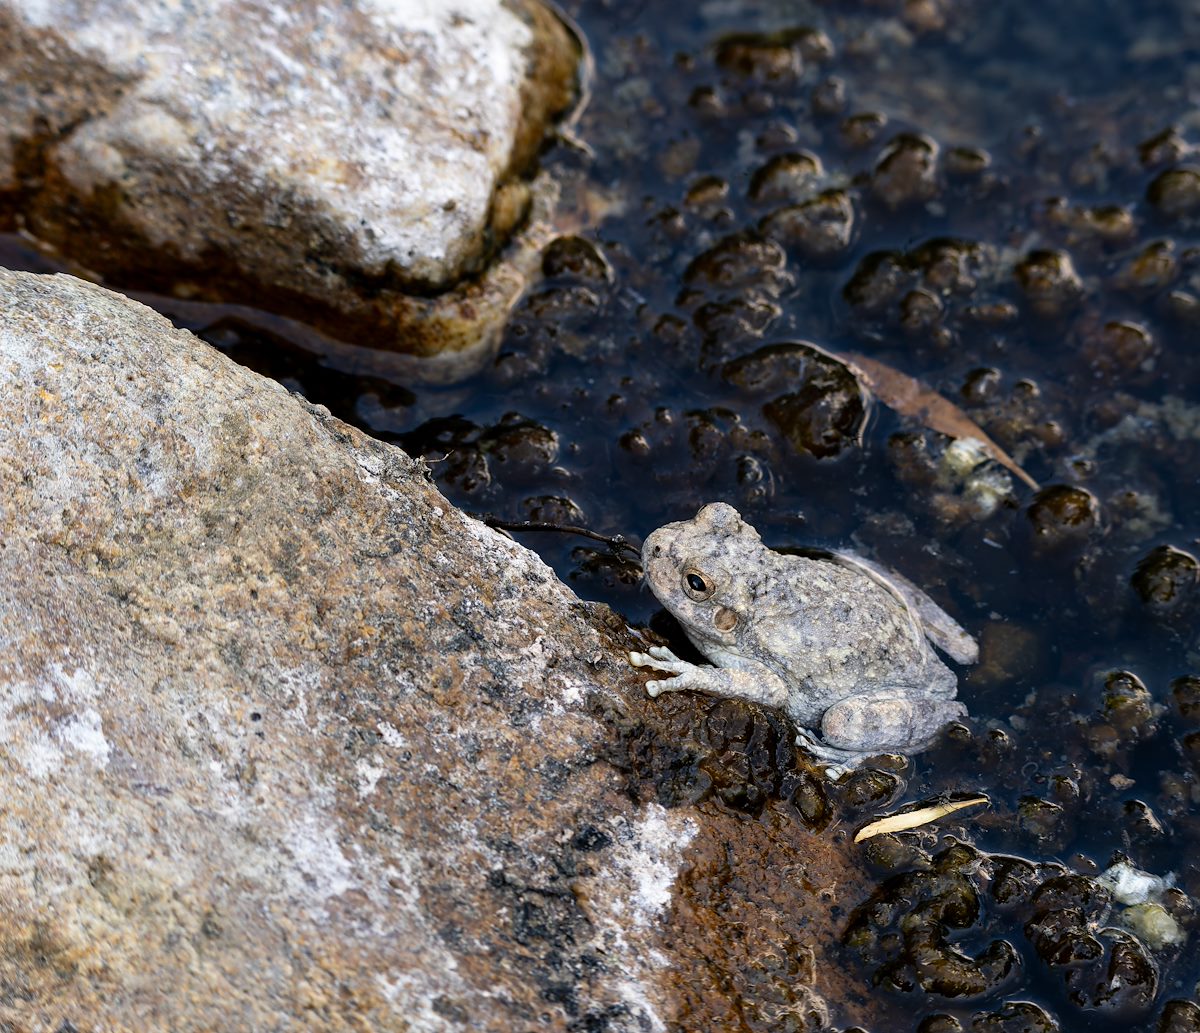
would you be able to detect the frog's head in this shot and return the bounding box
[641,502,761,647]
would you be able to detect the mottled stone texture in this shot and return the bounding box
[0,0,579,367]
[0,269,696,1032]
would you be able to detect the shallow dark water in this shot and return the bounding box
[7,0,1200,1028]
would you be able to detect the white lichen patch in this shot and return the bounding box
[366,850,480,1030]
[567,806,699,1033]
[606,805,698,928]
[272,663,324,726]
[283,807,355,908]
[17,727,64,779]
[375,969,468,1033]
[376,721,409,749]
[0,664,113,774]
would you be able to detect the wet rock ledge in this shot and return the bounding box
[0,0,579,372]
[0,269,699,1031]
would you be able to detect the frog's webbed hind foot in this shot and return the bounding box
[794,729,871,779]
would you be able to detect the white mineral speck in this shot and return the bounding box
[57,707,111,767]
[356,759,386,797]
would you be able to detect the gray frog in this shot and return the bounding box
[629,503,978,772]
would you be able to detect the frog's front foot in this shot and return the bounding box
[629,646,696,697]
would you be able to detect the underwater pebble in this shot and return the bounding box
[522,495,587,525]
[482,416,560,484]
[919,1014,964,1033]
[871,133,941,208]
[945,146,991,178]
[715,32,804,82]
[722,342,867,458]
[1101,670,1160,736]
[1026,485,1101,549]
[1014,249,1085,317]
[1132,545,1199,615]
[1139,127,1191,168]
[747,151,824,204]
[542,236,612,283]
[1159,999,1200,1033]
[1148,167,1200,219]
[1079,319,1157,379]
[971,1001,1060,1033]
[1120,903,1186,950]
[760,190,857,259]
[840,111,889,149]
[1117,240,1179,293]
[684,233,789,291]
[1171,675,1200,722]
[811,76,847,116]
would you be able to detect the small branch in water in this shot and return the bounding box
[478,515,643,563]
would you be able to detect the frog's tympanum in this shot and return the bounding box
[630,503,978,772]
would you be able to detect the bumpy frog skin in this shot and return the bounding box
[629,503,978,773]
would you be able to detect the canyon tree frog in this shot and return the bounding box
[629,503,978,773]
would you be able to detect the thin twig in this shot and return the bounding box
[477,514,643,562]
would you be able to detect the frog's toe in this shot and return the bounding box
[646,673,689,697]
[794,728,822,750]
[795,728,864,776]
[629,647,687,674]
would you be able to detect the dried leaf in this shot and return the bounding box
[853,795,989,843]
[843,352,1040,491]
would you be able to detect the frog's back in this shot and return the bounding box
[748,552,932,721]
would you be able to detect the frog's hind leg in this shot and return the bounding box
[819,690,967,755]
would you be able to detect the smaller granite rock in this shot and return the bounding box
[0,0,580,375]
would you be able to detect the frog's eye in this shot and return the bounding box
[682,566,716,601]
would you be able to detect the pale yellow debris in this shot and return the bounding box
[853,796,989,844]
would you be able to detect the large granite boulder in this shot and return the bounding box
[0,0,579,375]
[0,268,680,1030]
[0,269,857,1031]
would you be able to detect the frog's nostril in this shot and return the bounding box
[652,545,663,557]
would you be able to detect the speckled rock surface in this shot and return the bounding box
[0,0,578,367]
[0,269,716,1032]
